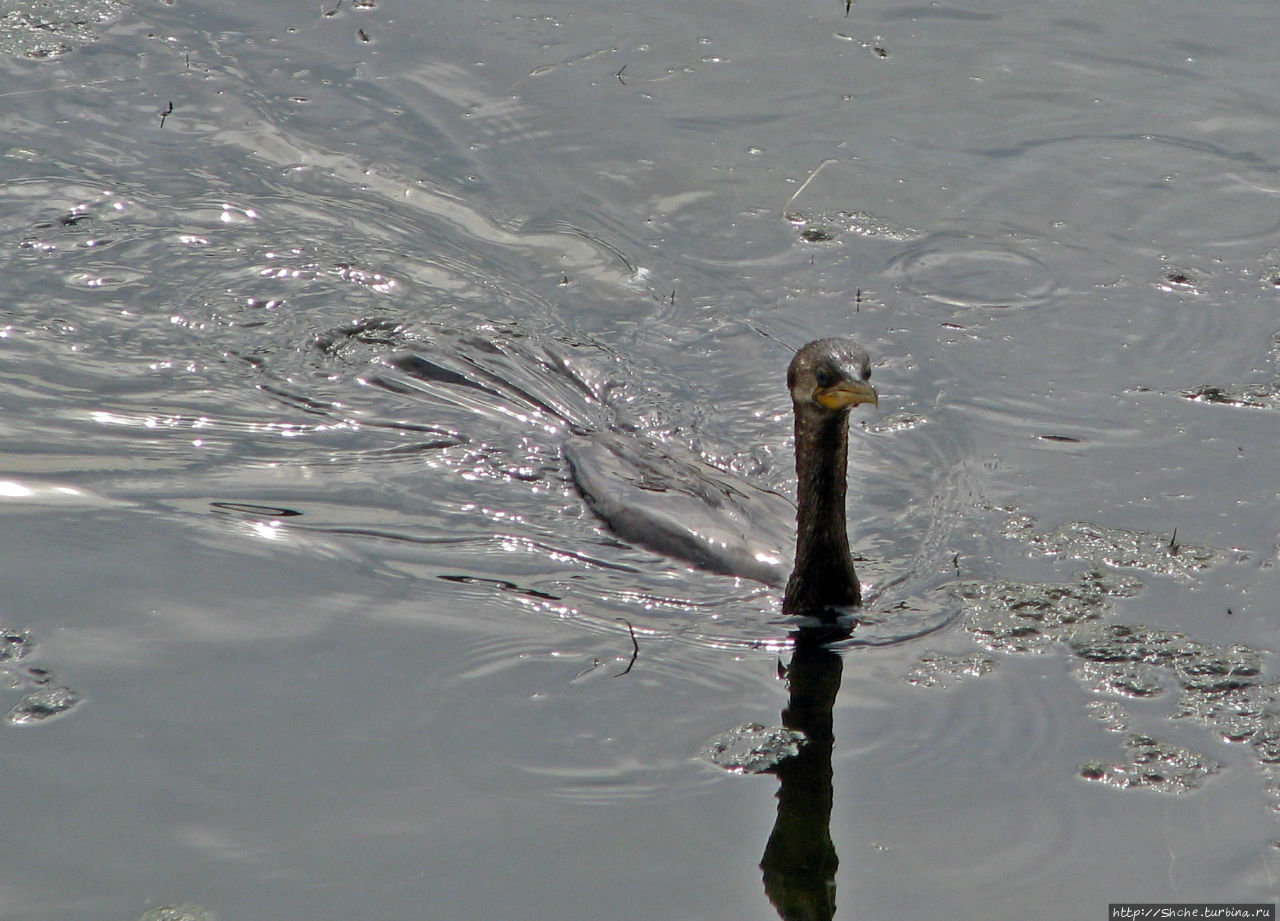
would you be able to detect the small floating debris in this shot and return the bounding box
[1155,269,1200,293]
[1167,329,1280,409]
[699,722,805,774]
[1079,733,1220,794]
[0,629,33,662]
[0,626,82,725]
[799,225,837,243]
[1035,433,1083,444]
[1182,382,1280,410]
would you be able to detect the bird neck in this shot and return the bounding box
[783,409,861,614]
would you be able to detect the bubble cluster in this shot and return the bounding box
[956,568,1142,654]
[140,905,218,921]
[1001,515,1225,578]
[904,650,998,688]
[699,722,805,775]
[907,514,1277,803]
[1079,734,1220,795]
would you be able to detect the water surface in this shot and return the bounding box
[2,0,1280,918]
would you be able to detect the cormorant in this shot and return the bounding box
[565,338,878,620]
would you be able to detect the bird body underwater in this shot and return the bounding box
[565,337,878,622]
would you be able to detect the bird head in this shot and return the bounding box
[787,338,878,416]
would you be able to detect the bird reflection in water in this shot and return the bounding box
[761,625,849,921]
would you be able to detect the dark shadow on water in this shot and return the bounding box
[760,626,848,921]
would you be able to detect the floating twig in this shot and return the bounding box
[614,619,639,677]
[159,101,173,128]
[783,158,837,217]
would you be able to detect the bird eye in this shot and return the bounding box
[814,367,834,388]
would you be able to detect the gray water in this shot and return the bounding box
[2,0,1280,917]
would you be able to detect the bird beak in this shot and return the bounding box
[815,380,879,411]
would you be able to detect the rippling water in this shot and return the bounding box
[2,0,1280,917]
